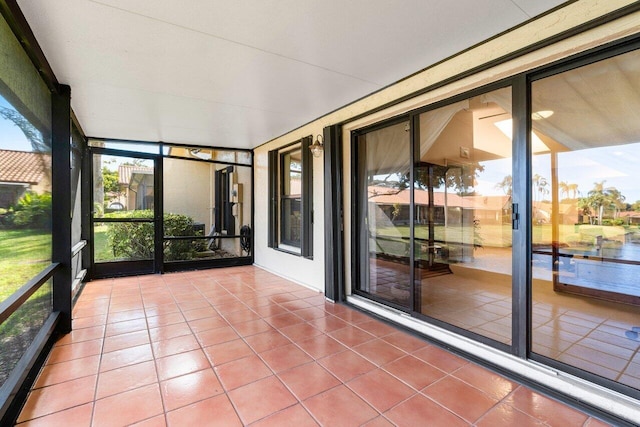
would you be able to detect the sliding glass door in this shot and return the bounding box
[355,119,412,310]
[352,45,640,396]
[529,48,640,391]
[414,87,513,344]
[354,86,515,338]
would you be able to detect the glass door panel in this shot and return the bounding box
[414,88,513,344]
[92,151,156,277]
[530,49,640,390]
[355,120,412,309]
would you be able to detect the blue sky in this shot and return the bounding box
[476,144,640,203]
[0,95,34,151]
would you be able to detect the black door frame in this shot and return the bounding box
[89,147,161,278]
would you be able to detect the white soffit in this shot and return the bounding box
[17,0,567,149]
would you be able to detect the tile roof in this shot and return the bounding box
[368,185,511,210]
[0,149,50,184]
[118,164,153,185]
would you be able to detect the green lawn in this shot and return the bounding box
[533,223,636,246]
[0,229,55,385]
[0,229,51,301]
[376,224,511,247]
[372,222,639,260]
[94,224,116,261]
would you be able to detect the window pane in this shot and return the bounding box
[275,143,306,254]
[357,120,412,308]
[531,49,640,390]
[415,88,513,344]
[281,197,301,247]
[283,149,302,197]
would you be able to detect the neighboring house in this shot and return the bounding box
[0,149,51,209]
[533,201,581,225]
[618,211,640,225]
[117,164,154,210]
[368,185,511,226]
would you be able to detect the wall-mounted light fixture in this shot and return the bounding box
[309,134,324,158]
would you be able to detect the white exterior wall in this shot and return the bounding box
[253,143,325,291]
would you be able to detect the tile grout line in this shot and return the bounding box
[141,274,169,427]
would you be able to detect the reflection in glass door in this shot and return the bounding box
[413,88,513,345]
[91,150,157,277]
[354,88,515,332]
[530,49,640,391]
[355,120,412,310]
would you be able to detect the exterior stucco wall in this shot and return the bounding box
[164,158,214,231]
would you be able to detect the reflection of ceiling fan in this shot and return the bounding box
[189,148,212,160]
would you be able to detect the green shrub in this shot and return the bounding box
[105,210,204,261]
[612,219,625,226]
[0,209,13,227]
[163,212,207,260]
[12,191,52,229]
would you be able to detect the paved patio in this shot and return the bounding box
[16,266,610,426]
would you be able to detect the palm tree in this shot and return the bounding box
[533,174,549,202]
[0,106,49,152]
[532,174,549,224]
[495,175,512,196]
[586,181,607,225]
[606,187,626,219]
[577,198,592,224]
[581,181,626,225]
[558,181,569,200]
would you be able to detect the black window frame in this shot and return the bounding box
[268,136,313,258]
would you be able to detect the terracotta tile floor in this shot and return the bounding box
[16,266,613,426]
[369,257,640,390]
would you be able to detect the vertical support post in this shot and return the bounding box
[52,84,72,333]
[324,125,344,302]
[154,155,164,274]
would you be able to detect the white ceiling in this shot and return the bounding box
[17,0,567,149]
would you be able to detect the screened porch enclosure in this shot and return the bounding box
[89,140,254,279]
